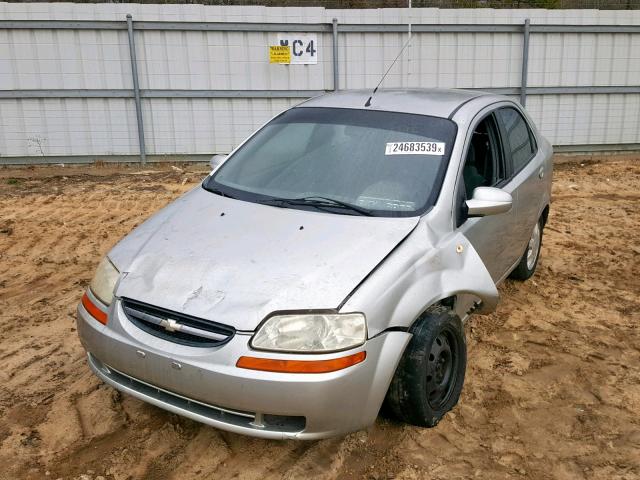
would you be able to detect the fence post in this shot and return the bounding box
[520,18,530,107]
[126,14,146,165]
[332,18,339,91]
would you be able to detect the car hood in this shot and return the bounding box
[114,187,419,331]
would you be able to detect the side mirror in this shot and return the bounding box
[209,154,228,171]
[466,187,513,217]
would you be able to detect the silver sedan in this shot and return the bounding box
[77,88,553,439]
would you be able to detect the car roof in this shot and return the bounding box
[297,88,505,119]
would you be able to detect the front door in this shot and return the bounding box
[455,112,519,282]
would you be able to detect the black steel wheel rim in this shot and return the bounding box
[426,328,458,410]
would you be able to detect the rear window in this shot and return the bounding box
[496,108,536,173]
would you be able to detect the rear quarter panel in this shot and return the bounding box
[521,107,553,219]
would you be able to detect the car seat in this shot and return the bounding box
[463,143,486,199]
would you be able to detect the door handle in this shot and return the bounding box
[538,167,544,179]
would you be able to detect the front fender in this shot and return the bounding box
[341,223,499,337]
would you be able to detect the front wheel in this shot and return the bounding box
[384,308,466,427]
[510,217,543,281]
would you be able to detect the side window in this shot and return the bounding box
[462,114,504,199]
[496,107,536,174]
[456,114,505,227]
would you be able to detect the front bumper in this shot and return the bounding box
[77,295,411,440]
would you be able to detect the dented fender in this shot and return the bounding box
[340,221,499,337]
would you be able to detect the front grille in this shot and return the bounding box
[121,298,235,347]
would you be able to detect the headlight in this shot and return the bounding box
[89,257,120,306]
[251,313,366,353]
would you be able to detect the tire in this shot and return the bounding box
[384,307,466,427]
[510,216,544,281]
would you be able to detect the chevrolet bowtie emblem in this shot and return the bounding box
[160,318,181,332]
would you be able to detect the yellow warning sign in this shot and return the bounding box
[269,45,291,64]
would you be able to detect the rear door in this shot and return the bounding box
[494,107,544,258]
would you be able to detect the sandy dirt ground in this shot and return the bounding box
[0,158,639,480]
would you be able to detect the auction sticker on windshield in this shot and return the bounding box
[385,142,445,155]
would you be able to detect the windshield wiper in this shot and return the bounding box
[204,185,236,199]
[261,196,373,216]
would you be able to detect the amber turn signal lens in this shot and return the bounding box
[236,351,366,374]
[82,292,108,325]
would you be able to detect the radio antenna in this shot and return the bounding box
[365,0,412,107]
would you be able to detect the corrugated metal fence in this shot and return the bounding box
[1,3,639,164]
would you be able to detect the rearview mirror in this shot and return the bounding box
[466,187,512,217]
[209,154,228,171]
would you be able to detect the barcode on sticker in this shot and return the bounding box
[385,142,445,156]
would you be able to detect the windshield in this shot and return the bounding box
[204,107,457,217]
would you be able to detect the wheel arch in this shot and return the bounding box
[407,296,457,330]
[541,204,550,227]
